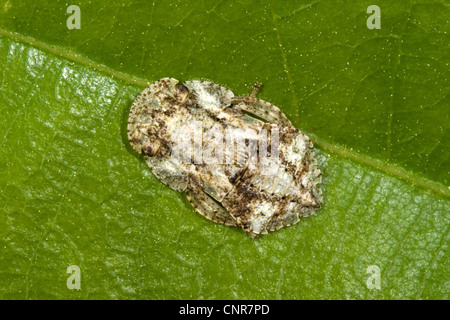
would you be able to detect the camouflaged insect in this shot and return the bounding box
[127,78,322,237]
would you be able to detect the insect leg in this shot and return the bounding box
[250,82,262,98]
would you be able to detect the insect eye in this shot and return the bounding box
[142,140,161,157]
[175,85,189,104]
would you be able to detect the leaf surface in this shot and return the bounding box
[0,0,448,299]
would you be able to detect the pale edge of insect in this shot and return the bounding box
[127,78,323,238]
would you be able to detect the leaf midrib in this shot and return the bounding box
[1,27,448,198]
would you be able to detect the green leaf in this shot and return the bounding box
[0,0,448,299]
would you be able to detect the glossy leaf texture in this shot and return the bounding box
[0,0,448,299]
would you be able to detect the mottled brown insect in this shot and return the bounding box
[128,78,322,237]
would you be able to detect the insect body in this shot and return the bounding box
[127,78,322,237]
